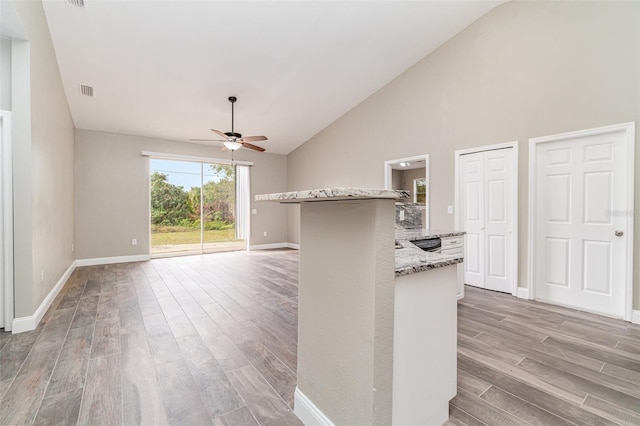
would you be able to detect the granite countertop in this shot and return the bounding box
[257,187,462,275]
[256,187,410,203]
[395,230,465,276]
[395,229,465,241]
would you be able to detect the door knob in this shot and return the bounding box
[615,230,624,237]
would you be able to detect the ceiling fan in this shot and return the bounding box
[190,96,267,152]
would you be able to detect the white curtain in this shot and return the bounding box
[235,165,250,241]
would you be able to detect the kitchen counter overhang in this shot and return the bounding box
[255,187,409,203]
[256,188,464,276]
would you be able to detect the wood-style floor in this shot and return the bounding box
[0,249,638,425]
[0,250,301,426]
[450,286,640,426]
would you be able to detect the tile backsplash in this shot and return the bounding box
[395,202,424,229]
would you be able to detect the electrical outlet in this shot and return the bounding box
[399,210,405,221]
[263,231,267,237]
[447,205,454,214]
[41,269,44,284]
[71,243,74,252]
[252,209,257,215]
[132,238,137,245]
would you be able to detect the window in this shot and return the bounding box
[414,178,426,205]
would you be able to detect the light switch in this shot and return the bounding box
[252,209,257,214]
[447,205,453,214]
[399,210,405,220]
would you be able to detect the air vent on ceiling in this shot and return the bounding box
[67,0,85,8]
[80,85,94,97]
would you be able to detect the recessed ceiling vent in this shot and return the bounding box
[80,85,94,97]
[67,0,85,8]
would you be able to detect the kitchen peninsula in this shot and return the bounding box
[256,188,464,425]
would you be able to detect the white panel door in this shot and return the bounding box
[461,153,484,288]
[484,149,513,293]
[461,148,513,292]
[535,131,630,317]
[0,116,3,329]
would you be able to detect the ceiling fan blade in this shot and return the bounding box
[211,129,229,139]
[189,138,225,142]
[221,146,228,152]
[240,135,268,142]
[241,142,266,152]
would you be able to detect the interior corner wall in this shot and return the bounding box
[0,38,11,111]
[12,0,75,318]
[74,130,288,260]
[286,1,640,307]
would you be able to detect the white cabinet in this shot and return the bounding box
[440,235,463,256]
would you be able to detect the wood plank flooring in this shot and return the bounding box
[0,250,301,426]
[449,285,640,426]
[0,249,638,425]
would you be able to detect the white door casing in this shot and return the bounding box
[0,114,3,329]
[529,123,635,320]
[384,154,430,229]
[457,143,516,295]
[0,110,14,331]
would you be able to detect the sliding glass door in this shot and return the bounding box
[201,163,244,253]
[150,159,246,257]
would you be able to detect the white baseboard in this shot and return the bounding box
[75,254,150,267]
[294,387,334,426]
[516,287,530,300]
[632,310,640,325]
[248,242,299,251]
[12,261,76,333]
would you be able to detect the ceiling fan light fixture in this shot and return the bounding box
[224,141,243,151]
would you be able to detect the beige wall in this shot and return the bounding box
[12,1,75,317]
[287,1,640,307]
[75,129,289,260]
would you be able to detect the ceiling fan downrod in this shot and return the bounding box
[229,96,237,136]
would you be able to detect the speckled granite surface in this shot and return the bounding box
[395,230,465,276]
[395,229,465,241]
[256,187,410,203]
[395,202,424,230]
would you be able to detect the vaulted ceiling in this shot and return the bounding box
[42,1,504,154]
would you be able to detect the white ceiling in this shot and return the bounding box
[42,0,503,155]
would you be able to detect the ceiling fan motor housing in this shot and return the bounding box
[225,132,242,139]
